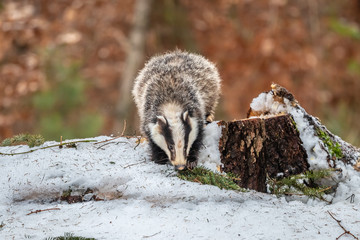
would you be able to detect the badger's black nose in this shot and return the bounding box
[175,165,187,171]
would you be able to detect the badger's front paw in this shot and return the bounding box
[186,161,198,170]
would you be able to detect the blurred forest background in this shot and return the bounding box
[0,0,360,146]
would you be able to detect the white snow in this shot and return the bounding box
[197,121,223,171]
[1,132,360,239]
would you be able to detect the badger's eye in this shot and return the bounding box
[168,144,174,151]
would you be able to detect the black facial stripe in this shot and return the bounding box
[160,124,174,146]
[182,115,192,152]
[159,122,175,160]
[157,116,168,129]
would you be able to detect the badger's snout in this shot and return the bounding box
[174,164,187,171]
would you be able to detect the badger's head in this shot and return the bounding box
[148,105,199,171]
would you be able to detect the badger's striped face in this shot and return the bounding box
[149,106,198,171]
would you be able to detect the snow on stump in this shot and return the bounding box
[217,84,360,194]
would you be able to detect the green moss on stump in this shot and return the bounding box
[316,129,343,159]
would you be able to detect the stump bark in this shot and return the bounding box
[218,114,309,192]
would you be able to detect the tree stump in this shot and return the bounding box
[217,84,360,194]
[218,114,309,192]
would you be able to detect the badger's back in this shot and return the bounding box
[132,50,221,134]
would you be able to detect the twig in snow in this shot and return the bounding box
[94,136,123,146]
[26,208,60,215]
[327,211,359,240]
[94,120,133,149]
[0,140,96,156]
[134,136,145,150]
[95,120,127,146]
[345,194,355,203]
[96,141,130,150]
[142,231,161,238]
[123,159,146,169]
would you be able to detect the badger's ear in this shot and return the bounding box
[156,115,168,128]
[182,111,189,122]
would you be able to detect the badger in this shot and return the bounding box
[132,50,221,171]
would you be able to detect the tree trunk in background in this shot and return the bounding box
[114,0,153,134]
[218,114,309,192]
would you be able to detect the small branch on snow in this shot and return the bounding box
[134,136,144,150]
[95,120,128,147]
[94,136,123,146]
[26,208,60,216]
[345,194,355,203]
[142,231,161,238]
[96,141,130,150]
[94,120,145,149]
[0,140,96,156]
[122,159,147,169]
[327,211,359,240]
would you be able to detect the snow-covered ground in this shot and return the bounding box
[1,128,359,239]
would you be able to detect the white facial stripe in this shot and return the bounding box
[171,121,186,166]
[182,111,188,122]
[187,117,198,155]
[161,102,186,164]
[149,123,171,158]
[173,143,186,166]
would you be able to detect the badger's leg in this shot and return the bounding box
[186,129,203,169]
[186,142,199,169]
[148,140,169,164]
